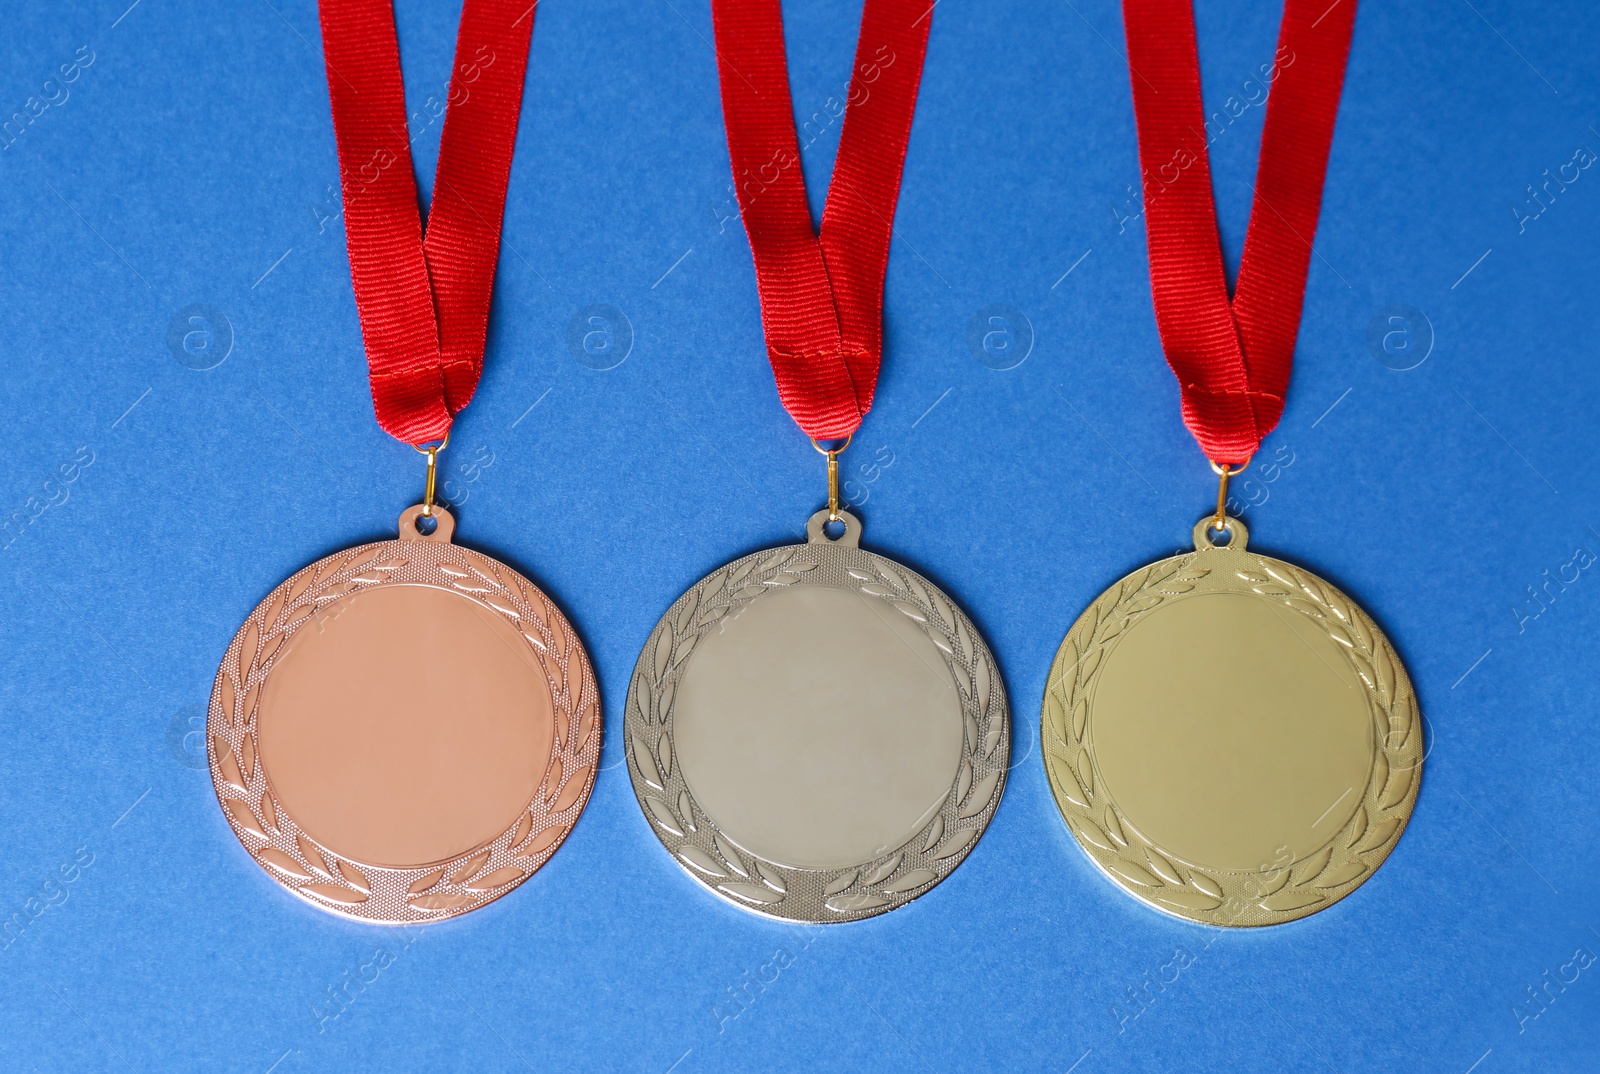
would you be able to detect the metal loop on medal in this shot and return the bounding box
[811,434,853,522]
[1207,457,1249,536]
[413,431,451,517]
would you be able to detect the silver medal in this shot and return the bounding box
[625,510,1008,922]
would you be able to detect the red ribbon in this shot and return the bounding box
[1122,0,1356,465]
[712,0,932,441]
[319,0,535,445]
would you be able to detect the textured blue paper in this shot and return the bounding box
[1,0,1598,1070]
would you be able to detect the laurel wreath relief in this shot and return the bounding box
[627,544,1008,922]
[1043,550,1422,926]
[209,538,599,923]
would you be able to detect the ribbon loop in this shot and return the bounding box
[319,0,536,445]
[712,0,932,441]
[1122,0,1357,464]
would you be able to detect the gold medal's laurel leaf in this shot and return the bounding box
[1102,808,1127,847]
[1153,889,1222,912]
[1045,693,1068,740]
[1358,817,1401,854]
[1236,570,1271,583]
[1294,846,1334,887]
[1260,891,1324,913]
[1347,807,1370,848]
[1075,749,1095,798]
[1314,861,1368,889]
[1075,820,1115,851]
[1190,873,1224,899]
[1258,869,1290,897]
[1349,652,1378,691]
[1379,758,1415,811]
[1049,753,1090,808]
[1144,848,1183,885]
[1103,858,1161,888]
[1263,565,1297,589]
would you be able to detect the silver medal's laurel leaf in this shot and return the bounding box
[208,538,597,923]
[1043,547,1420,926]
[629,543,1008,922]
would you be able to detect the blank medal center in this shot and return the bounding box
[256,583,554,869]
[1090,590,1374,874]
[673,584,964,871]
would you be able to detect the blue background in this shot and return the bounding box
[1,0,1597,1070]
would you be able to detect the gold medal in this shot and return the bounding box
[1042,514,1420,926]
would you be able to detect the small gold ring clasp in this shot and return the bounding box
[1208,457,1249,533]
[413,431,451,517]
[810,434,853,522]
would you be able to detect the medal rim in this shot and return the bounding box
[624,515,1009,924]
[1041,527,1423,928]
[207,509,601,925]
